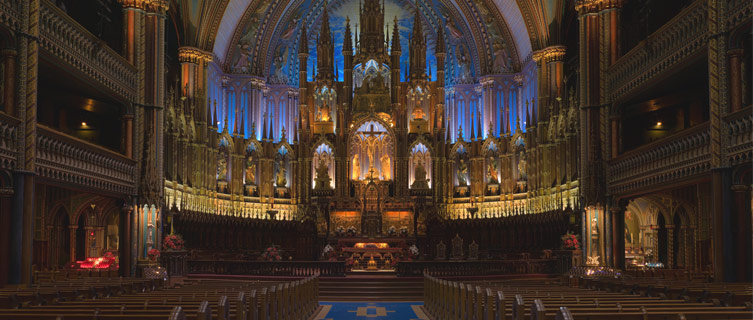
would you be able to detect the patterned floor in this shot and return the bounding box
[315,302,429,320]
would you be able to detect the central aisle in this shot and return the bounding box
[315,302,429,320]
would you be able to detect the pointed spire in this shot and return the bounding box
[210,100,217,128]
[470,114,476,141]
[262,112,268,141]
[343,16,352,54]
[292,122,298,143]
[435,23,445,54]
[240,111,246,136]
[251,121,257,139]
[458,125,464,141]
[391,16,401,53]
[476,108,483,139]
[223,103,229,133]
[299,22,308,54]
[446,117,452,141]
[269,115,275,142]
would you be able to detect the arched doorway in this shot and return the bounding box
[673,212,682,268]
[50,208,71,267]
[657,214,668,267]
[75,214,86,261]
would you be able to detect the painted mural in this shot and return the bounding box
[227,0,516,84]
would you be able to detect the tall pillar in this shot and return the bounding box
[708,0,732,282]
[731,184,752,281]
[120,205,133,277]
[1,49,16,116]
[610,205,625,269]
[727,49,743,113]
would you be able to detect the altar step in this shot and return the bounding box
[318,276,424,302]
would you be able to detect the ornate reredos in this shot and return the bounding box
[224,0,520,80]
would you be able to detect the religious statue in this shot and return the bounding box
[457,159,468,186]
[487,158,499,184]
[317,103,331,122]
[411,105,426,120]
[314,157,332,190]
[411,160,430,189]
[380,154,391,180]
[492,41,513,73]
[457,46,472,82]
[352,154,361,180]
[217,156,228,181]
[245,155,256,185]
[276,165,287,187]
[517,153,528,180]
[590,218,600,257]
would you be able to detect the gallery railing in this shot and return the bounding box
[397,259,559,277]
[724,106,753,167]
[187,260,348,277]
[608,0,707,102]
[0,112,19,170]
[40,0,138,101]
[608,123,710,195]
[36,125,137,195]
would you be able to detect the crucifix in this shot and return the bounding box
[357,123,386,180]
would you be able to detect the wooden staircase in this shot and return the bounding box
[318,276,424,302]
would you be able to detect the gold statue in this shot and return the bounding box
[314,157,331,190]
[352,154,361,180]
[380,154,391,180]
[217,157,228,181]
[317,103,331,122]
[457,159,468,186]
[411,160,430,189]
[487,159,499,184]
[276,165,287,187]
[245,155,256,185]
[412,106,426,120]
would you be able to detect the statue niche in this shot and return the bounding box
[409,143,431,189]
[313,144,334,190]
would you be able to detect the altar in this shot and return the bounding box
[337,238,410,272]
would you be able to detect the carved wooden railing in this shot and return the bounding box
[725,106,753,166]
[187,260,348,277]
[397,259,559,277]
[0,112,19,170]
[608,123,710,195]
[608,0,708,101]
[39,0,137,101]
[36,125,136,195]
[0,0,21,31]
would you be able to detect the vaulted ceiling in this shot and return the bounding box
[169,0,573,77]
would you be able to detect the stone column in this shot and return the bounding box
[610,205,625,269]
[1,49,16,116]
[731,184,752,281]
[727,49,743,113]
[120,205,133,277]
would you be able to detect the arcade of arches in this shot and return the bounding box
[0,0,751,290]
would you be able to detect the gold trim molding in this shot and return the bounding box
[532,46,567,64]
[178,47,213,65]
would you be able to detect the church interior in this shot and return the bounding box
[0,0,750,318]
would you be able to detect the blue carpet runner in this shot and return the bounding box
[315,302,429,320]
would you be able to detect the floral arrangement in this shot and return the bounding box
[399,226,409,237]
[561,232,580,250]
[335,226,345,237]
[322,244,339,261]
[163,234,185,251]
[262,246,282,261]
[147,248,160,261]
[388,225,397,236]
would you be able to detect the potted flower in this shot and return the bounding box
[399,226,409,237]
[147,248,160,261]
[163,234,185,251]
[322,244,339,261]
[262,246,282,261]
[388,225,397,236]
[561,232,580,250]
